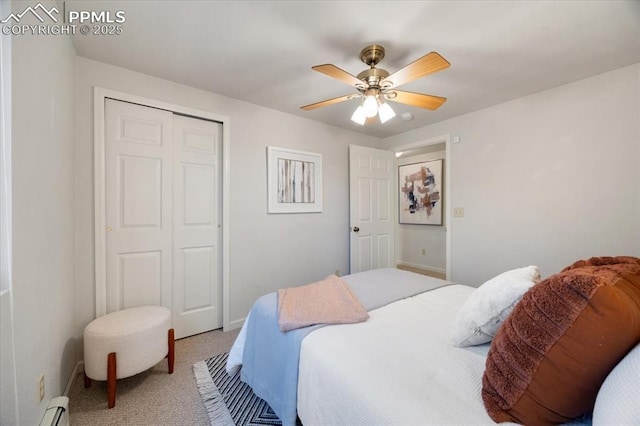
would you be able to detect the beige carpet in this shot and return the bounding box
[69,328,240,425]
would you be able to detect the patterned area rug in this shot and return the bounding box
[193,352,282,426]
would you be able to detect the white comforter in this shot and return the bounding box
[297,284,499,425]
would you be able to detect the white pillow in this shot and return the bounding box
[450,265,541,347]
[592,343,640,425]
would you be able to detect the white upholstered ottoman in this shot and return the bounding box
[83,305,174,408]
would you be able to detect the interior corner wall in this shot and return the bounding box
[384,63,640,285]
[10,1,77,424]
[0,2,18,424]
[396,148,446,273]
[74,57,381,356]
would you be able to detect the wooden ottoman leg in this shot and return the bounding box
[84,371,91,388]
[167,328,175,374]
[107,352,117,408]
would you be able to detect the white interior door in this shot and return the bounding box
[104,99,223,338]
[105,99,173,313]
[349,145,395,273]
[172,115,223,338]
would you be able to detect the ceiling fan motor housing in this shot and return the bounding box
[357,68,389,88]
[357,44,390,89]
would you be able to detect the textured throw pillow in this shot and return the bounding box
[450,266,541,347]
[482,256,640,425]
[592,343,640,425]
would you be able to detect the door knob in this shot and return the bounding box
[353,226,360,232]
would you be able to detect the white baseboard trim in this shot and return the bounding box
[396,261,446,275]
[225,317,245,332]
[63,361,83,397]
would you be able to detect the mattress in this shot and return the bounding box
[297,284,500,425]
[226,268,453,426]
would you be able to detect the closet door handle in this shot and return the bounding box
[353,226,360,232]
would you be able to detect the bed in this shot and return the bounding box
[297,283,495,425]
[227,260,640,426]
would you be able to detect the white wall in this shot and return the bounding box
[396,145,446,273]
[384,64,640,285]
[0,295,18,425]
[74,57,381,355]
[0,1,18,423]
[9,0,78,424]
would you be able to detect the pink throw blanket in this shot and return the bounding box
[277,275,369,332]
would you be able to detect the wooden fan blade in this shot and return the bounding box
[312,64,366,88]
[386,90,447,110]
[301,94,359,111]
[381,52,450,89]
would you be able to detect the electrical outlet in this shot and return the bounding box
[453,207,465,218]
[38,374,45,402]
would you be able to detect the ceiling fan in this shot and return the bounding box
[301,44,450,125]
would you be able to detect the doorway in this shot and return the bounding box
[392,135,451,279]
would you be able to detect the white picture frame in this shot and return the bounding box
[267,146,323,213]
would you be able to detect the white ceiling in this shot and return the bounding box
[66,1,640,139]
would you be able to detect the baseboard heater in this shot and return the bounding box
[39,396,69,426]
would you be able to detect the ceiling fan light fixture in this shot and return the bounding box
[351,105,367,125]
[302,45,450,126]
[362,95,378,118]
[378,102,396,123]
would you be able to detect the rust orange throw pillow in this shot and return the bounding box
[482,256,640,425]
